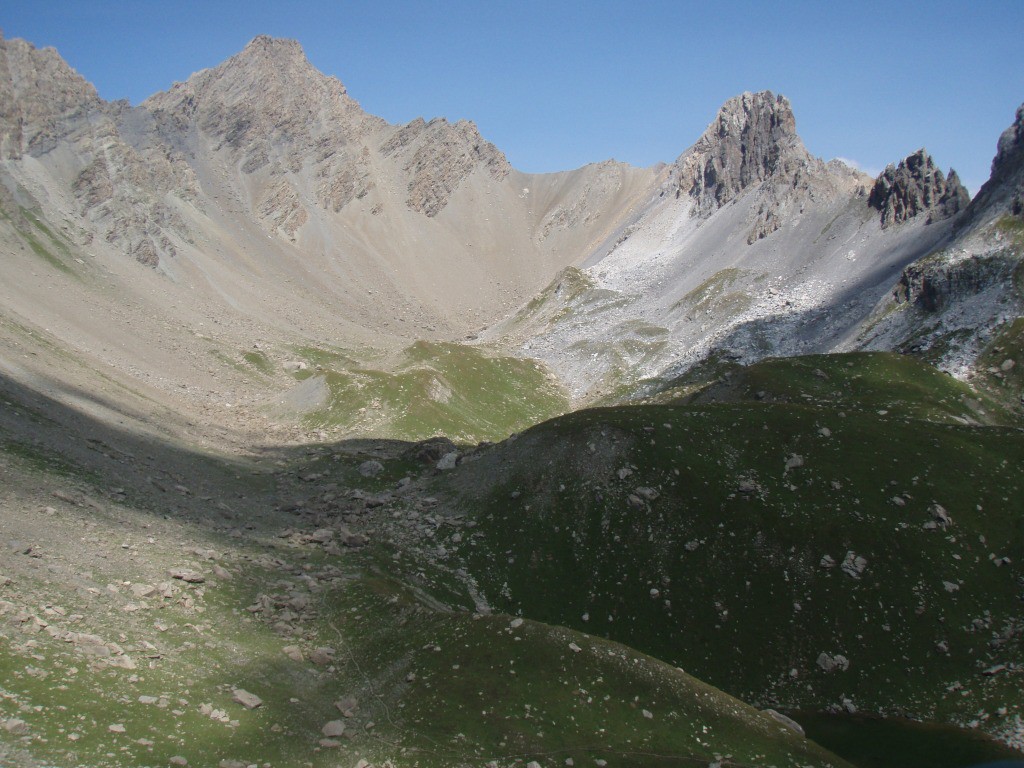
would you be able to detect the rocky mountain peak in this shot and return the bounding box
[142,34,377,177]
[992,103,1024,175]
[867,149,969,229]
[228,35,326,87]
[674,91,810,216]
[0,34,103,159]
[961,102,1024,224]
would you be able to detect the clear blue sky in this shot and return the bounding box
[3,1,1023,193]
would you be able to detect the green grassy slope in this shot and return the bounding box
[291,340,569,443]
[663,352,1018,426]
[428,367,1024,732]
[0,390,849,768]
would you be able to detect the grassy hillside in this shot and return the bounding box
[0,372,849,768]
[418,355,1024,736]
[660,352,1018,426]
[284,340,569,443]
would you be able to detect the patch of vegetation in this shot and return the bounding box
[427,354,1024,731]
[973,318,1024,419]
[996,214,1024,249]
[208,349,252,376]
[682,351,1017,425]
[0,516,852,768]
[242,350,274,375]
[672,268,755,318]
[0,206,77,276]
[297,341,569,443]
[1,437,96,481]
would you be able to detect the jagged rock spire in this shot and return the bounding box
[674,91,810,216]
[868,149,969,228]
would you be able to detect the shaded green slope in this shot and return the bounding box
[431,394,1024,730]
[661,352,1018,426]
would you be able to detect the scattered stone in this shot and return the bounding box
[309,647,335,665]
[130,583,157,598]
[358,460,384,477]
[436,451,459,470]
[784,454,804,472]
[982,664,1007,676]
[108,723,126,733]
[1000,358,1015,372]
[568,642,582,653]
[817,652,850,673]
[218,761,247,768]
[635,487,659,501]
[943,581,960,593]
[138,695,159,705]
[840,551,867,579]
[820,554,836,569]
[642,709,653,719]
[321,719,346,737]
[737,478,758,495]
[763,708,805,737]
[3,718,28,734]
[930,504,953,528]
[403,436,458,464]
[168,568,205,584]
[170,757,188,766]
[309,528,334,544]
[282,645,304,662]
[340,530,368,548]
[335,696,358,717]
[510,618,524,630]
[212,564,233,580]
[231,688,263,709]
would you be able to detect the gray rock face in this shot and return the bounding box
[893,252,1016,312]
[0,34,103,159]
[380,116,511,217]
[0,33,197,267]
[868,149,969,228]
[674,91,811,217]
[962,102,1024,224]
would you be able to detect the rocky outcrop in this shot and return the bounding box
[893,253,1017,312]
[0,34,103,159]
[257,181,308,239]
[381,117,510,217]
[961,103,1024,226]
[674,91,813,217]
[0,34,198,267]
[868,150,969,228]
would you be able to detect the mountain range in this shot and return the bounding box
[1,31,1022,768]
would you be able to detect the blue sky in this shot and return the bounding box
[3,1,1023,193]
